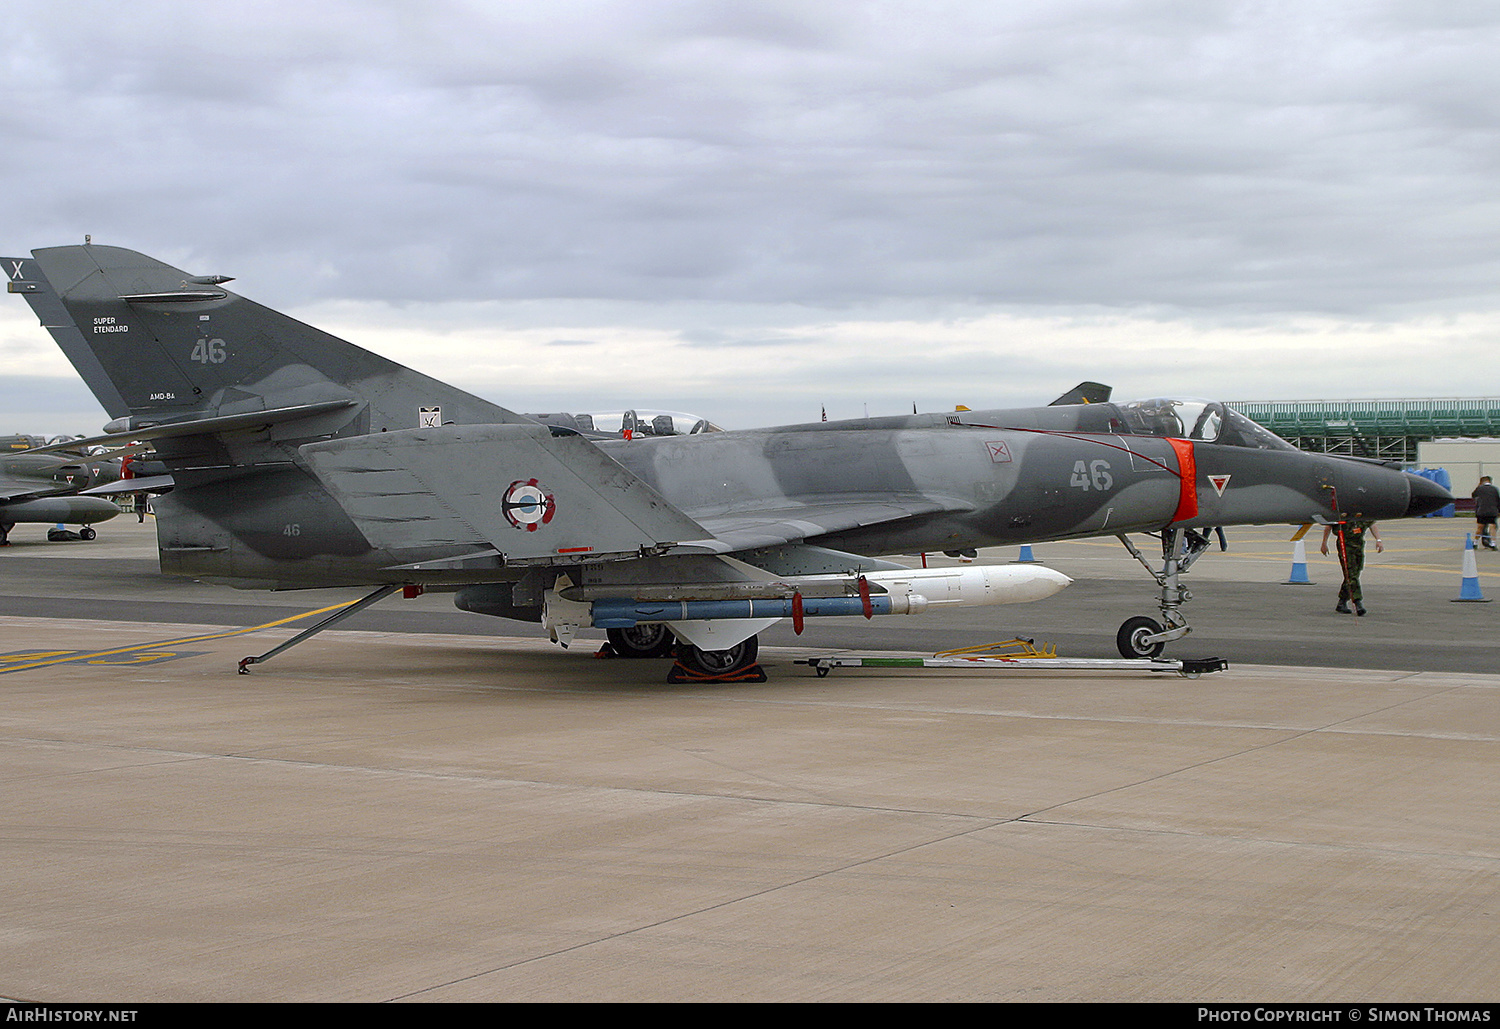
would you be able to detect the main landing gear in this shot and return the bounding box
[604,624,678,659]
[601,625,765,682]
[1114,527,1216,659]
[674,636,759,677]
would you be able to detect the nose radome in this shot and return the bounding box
[1404,473,1453,518]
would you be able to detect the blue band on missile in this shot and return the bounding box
[590,595,895,628]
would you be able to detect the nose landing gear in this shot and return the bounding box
[1114,528,1215,659]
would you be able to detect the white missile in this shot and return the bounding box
[860,563,1073,608]
[582,563,1072,631]
[542,562,1073,648]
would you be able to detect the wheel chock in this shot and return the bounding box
[666,662,768,684]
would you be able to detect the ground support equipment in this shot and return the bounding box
[796,638,1227,679]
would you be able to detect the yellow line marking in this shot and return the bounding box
[86,650,185,666]
[0,600,360,674]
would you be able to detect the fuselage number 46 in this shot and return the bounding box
[1070,460,1113,491]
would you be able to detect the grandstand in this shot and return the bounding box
[1225,398,1500,462]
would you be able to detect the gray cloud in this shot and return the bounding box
[6,1,1499,315]
[4,2,1500,428]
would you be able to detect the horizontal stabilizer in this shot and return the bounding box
[81,474,176,496]
[301,424,708,563]
[18,400,358,456]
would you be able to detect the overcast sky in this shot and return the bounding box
[4,0,1500,433]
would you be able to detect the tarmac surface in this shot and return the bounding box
[2,517,1497,1001]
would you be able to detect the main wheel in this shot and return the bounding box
[606,624,677,659]
[80,526,97,541]
[676,635,760,676]
[1117,616,1166,658]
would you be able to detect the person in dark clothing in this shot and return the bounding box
[1472,476,1499,551]
[1321,518,1382,615]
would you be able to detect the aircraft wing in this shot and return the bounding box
[676,495,973,553]
[301,423,708,563]
[302,425,971,564]
[0,475,76,503]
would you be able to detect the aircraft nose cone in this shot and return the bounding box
[1404,473,1453,518]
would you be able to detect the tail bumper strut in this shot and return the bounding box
[237,584,400,674]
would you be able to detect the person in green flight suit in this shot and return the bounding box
[1320,518,1382,616]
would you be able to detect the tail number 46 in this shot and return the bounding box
[1070,460,1113,491]
[190,338,227,365]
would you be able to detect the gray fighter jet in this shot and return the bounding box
[4,245,1451,675]
[0,434,122,545]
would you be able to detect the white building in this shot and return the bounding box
[1416,438,1500,498]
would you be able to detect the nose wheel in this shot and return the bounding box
[1115,528,1212,659]
[1116,616,1166,658]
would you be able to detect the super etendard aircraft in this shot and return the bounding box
[4,245,1452,677]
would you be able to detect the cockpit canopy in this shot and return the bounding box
[1115,398,1296,451]
[526,408,723,439]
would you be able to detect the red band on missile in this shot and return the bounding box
[792,592,804,635]
[858,575,873,619]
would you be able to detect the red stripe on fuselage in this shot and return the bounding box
[1168,438,1197,522]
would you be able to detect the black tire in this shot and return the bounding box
[1117,616,1166,658]
[80,526,96,541]
[676,635,760,676]
[606,624,677,659]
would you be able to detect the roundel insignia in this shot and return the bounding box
[502,478,556,531]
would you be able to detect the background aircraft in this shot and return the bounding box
[4,245,1451,675]
[0,434,122,545]
[526,409,723,440]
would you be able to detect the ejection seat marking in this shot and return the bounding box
[0,599,363,675]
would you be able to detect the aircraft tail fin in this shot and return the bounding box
[5,245,528,444]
